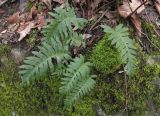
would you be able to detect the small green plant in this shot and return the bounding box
[101,24,137,76]
[43,6,87,47]
[90,37,122,74]
[60,55,96,107]
[19,40,71,83]
[19,6,95,107]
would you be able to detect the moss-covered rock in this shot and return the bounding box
[90,36,122,74]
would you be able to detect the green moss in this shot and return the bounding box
[142,21,160,49]
[97,64,159,115]
[27,29,37,48]
[90,36,122,74]
[26,0,33,11]
[0,45,11,57]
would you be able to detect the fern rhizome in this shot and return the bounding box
[19,6,137,107]
[19,6,96,107]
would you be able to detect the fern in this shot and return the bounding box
[60,55,96,107]
[67,33,85,47]
[64,76,96,107]
[101,24,137,76]
[19,39,71,83]
[43,6,87,43]
[19,6,96,107]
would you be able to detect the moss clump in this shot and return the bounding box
[90,36,122,74]
[142,21,160,49]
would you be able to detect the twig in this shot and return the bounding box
[126,0,147,18]
[0,0,8,7]
[124,66,128,116]
[127,0,133,12]
[140,31,160,51]
[90,9,108,30]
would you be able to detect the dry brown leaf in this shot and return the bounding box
[36,13,47,30]
[155,0,160,14]
[7,12,20,24]
[118,0,145,36]
[18,22,35,41]
[130,14,141,36]
[42,0,52,10]
[118,0,145,18]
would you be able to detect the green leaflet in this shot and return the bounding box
[101,24,137,76]
[60,55,96,107]
[43,6,87,47]
[19,39,71,84]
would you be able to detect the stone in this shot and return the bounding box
[0,56,9,68]
[11,48,27,65]
[93,105,106,116]
[147,55,160,68]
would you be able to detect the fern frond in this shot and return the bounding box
[64,75,96,107]
[19,39,71,83]
[67,33,85,47]
[59,55,96,107]
[60,55,92,94]
[101,24,137,76]
[43,6,87,42]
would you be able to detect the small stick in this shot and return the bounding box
[90,9,108,30]
[124,66,128,116]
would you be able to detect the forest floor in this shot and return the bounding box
[0,0,160,115]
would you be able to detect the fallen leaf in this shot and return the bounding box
[42,0,52,10]
[18,21,35,41]
[130,14,141,36]
[118,0,145,36]
[118,0,145,18]
[36,13,47,30]
[155,0,160,14]
[7,12,20,24]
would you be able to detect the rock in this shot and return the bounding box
[0,56,9,68]
[147,55,160,68]
[11,48,27,65]
[93,104,106,116]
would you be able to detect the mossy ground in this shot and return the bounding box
[0,43,160,115]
